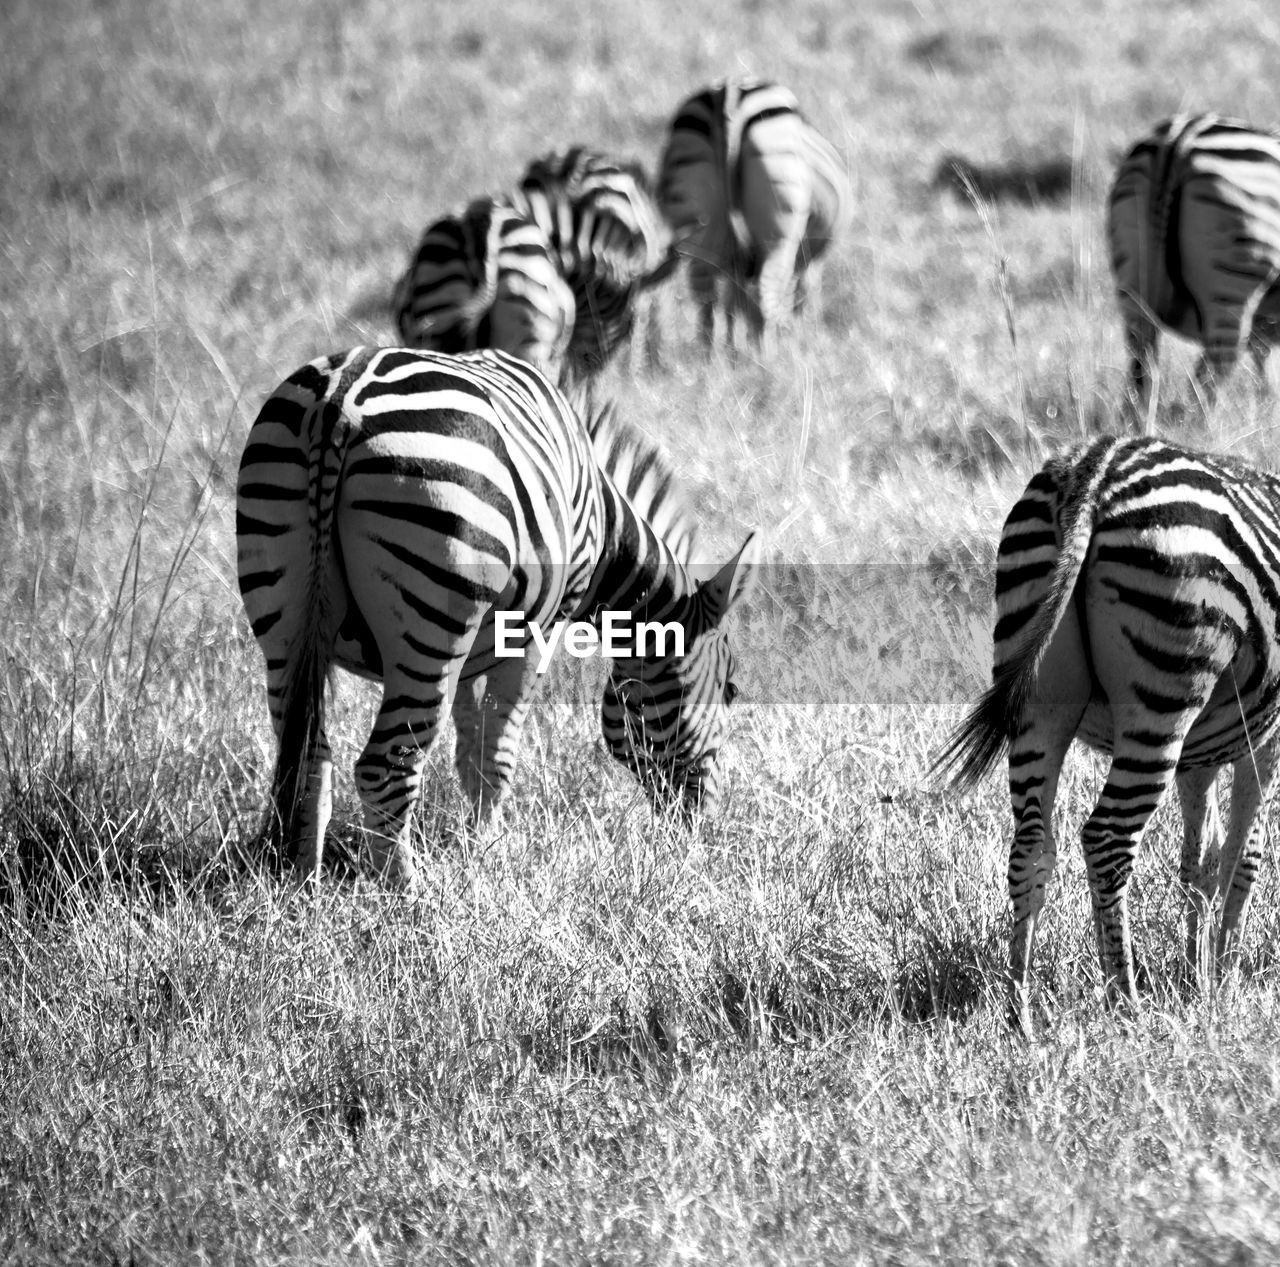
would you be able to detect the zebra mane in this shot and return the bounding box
[587,402,700,564]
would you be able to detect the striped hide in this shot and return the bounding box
[936,436,1280,1030]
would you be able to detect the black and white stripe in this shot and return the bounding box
[511,147,676,380]
[658,77,852,353]
[936,436,1280,1030]
[393,197,575,378]
[1108,113,1280,408]
[237,347,758,889]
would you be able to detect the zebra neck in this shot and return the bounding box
[574,479,698,629]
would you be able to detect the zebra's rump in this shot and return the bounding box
[660,77,850,294]
[238,348,605,684]
[1109,112,1280,337]
[394,200,573,371]
[511,146,670,373]
[994,436,1280,761]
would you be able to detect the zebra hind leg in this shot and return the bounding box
[1003,613,1093,1034]
[353,665,462,892]
[1214,739,1280,985]
[1006,711,1088,1034]
[1175,765,1222,989]
[1193,309,1250,410]
[1120,308,1160,427]
[1081,713,1212,1013]
[1248,325,1274,394]
[752,243,800,358]
[452,654,543,829]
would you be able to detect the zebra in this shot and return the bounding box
[511,146,677,380]
[657,77,852,354]
[236,346,758,890]
[934,435,1280,1032]
[1108,112,1280,411]
[392,196,576,378]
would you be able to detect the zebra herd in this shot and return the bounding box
[236,81,1280,1030]
[391,80,852,382]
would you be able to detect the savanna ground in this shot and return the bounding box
[6,0,1280,1261]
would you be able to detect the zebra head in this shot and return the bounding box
[600,533,759,818]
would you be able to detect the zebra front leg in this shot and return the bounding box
[1215,740,1280,980]
[452,653,542,828]
[1175,765,1222,987]
[354,667,457,892]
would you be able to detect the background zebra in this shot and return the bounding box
[658,77,852,354]
[511,146,677,381]
[934,436,1280,1032]
[236,346,758,890]
[392,196,576,378]
[1108,112,1280,410]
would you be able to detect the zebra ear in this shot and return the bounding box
[698,532,760,624]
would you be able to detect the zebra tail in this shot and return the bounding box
[932,438,1119,791]
[268,619,328,864]
[266,399,350,862]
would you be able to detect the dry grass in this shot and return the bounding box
[7,0,1280,1261]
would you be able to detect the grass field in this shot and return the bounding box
[7,0,1280,1260]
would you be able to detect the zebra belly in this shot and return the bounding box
[1179,680,1280,766]
[1067,690,1280,768]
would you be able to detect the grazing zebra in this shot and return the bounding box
[934,436,1280,1031]
[237,346,758,890]
[511,146,676,379]
[393,197,576,378]
[1108,112,1280,409]
[658,77,852,354]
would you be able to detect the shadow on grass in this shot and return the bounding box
[884,926,1005,1024]
[0,755,209,916]
[348,284,397,328]
[708,927,1006,1045]
[897,387,1113,481]
[906,30,1004,75]
[933,153,1075,206]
